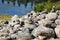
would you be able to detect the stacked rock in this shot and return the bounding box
[0,6,60,40]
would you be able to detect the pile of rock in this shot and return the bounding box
[0,6,60,40]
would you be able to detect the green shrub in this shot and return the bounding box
[34,2,53,12]
[34,3,45,12]
[34,2,60,12]
[55,3,60,10]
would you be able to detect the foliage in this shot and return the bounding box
[54,3,60,10]
[34,2,53,12]
[34,3,45,12]
[34,1,60,12]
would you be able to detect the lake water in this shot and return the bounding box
[0,0,35,15]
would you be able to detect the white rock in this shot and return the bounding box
[46,13,57,20]
[55,25,60,38]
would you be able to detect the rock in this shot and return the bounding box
[55,25,60,38]
[10,34,17,38]
[46,38,59,40]
[32,25,54,38]
[56,10,60,15]
[38,36,46,40]
[50,6,56,13]
[30,10,36,16]
[55,19,60,25]
[10,15,20,26]
[58,16,60,19]
[14,24,20,30]
[46,13,57,20]
[50,23,56,29]
[37,14,46,20]
[18,38,29,40]
[17,31,31,39]
[38,19,52,26]
[24,23,36,29]
[0,37,7,40]
[0,27,8,36]
[8,27,14,34]
[31,38,39,40]
[11,15,19,21]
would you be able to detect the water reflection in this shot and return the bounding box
[0,0,36,15]
[1,0,36,7]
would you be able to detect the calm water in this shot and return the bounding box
[0,0,35,15]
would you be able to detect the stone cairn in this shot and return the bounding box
[0,6,60,40]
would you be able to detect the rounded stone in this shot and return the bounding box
[32,25,54,37]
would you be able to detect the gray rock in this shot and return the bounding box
[24,23,36,29]
[38,19,52,26]
[55,19,60,25]
[56,10,60,15]
[32,25,54,37]
[10,34,17,38]
[46,13,57,20]
[17,31,31,39]
[37,14,46,20]
[9,15,20,26]
[58,16,60,19]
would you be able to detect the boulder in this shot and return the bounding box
[46,13,57,20]
[38,19,52,26]
[32,25,55,38]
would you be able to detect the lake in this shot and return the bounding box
[0,0,35,16]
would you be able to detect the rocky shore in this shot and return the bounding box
[0,6,60,40]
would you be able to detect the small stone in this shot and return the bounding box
[38,36,46,40]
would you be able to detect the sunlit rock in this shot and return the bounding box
[55,25,60,38]
[46,13,58,20]
[38,19,52,26]
[32,25,55,38]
